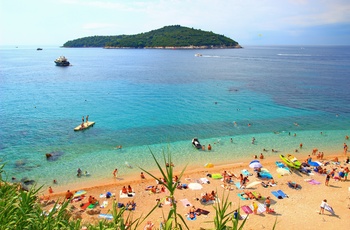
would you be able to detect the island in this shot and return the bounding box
[62,25,241,49]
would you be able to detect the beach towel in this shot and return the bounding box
[242,169,252,176]
[249,203,266,214]
[88,201,99,209]
[99,213,113,220]
[195,208,210,215]
[119,190,135,198]
[237,193,249,200]
[277,190,288,198]
[180,198,192,207]
[241,205,253,214]
[186,213,197,221]
[235,181,244,189]
[211,173,223,179]
[251,191,264,200]
[308,179,321,185]
[271,191,283,199]
[80,202,91,210]
[325,204,335,215]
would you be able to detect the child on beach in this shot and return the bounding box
[113,168,118,178]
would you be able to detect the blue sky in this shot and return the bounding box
[1,0,350,46]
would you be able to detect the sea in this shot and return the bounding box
[1,45,349,191]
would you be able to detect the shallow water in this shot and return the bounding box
[0,45,349,189]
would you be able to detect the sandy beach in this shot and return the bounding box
[40,147,350,230]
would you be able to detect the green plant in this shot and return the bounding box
[140,147,189,230]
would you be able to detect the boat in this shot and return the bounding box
[74,121,95,131]
[279,155,298,169]
[37,48,43,50]
[287,154,301,168]
[194,53,202,57]
[54,56,70,66]
[192,138,202,149]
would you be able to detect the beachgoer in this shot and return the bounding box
[325,173,330,186]
[254,155,258,159]
[144,221,154,230]
[188,206,196,219]
[122,186,127,194]
[113,168,118,178]
[127,185,133,193]
[80,122,84,129]
[265,196,271,213]
[252,201,258,214]
[77,168,82,177]
[344,167,349,181]
[48,186,53,194]
[86,115,89,123]
[116,145,122,149]
[65,190,73,200]
[208,144,212,151]
[319,199,328,214]
[300,143,303,148]
[202,145,205,151]
[346,135,349,140]
[344,143,348,155]
[140,172,145,179]
[82,116,84,123]
[53,179,57,184]
[230,138,233,143]
[260,153,264,159]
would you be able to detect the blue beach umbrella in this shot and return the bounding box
[249,161,263,169]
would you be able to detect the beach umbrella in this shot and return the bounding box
[249,161,262,169]
[250,160,260,164]
[276,168,290,175]
[246,181,261,188]
[188,183,203,190]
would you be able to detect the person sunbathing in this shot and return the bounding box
[127,185,133,193]
[122,186,128,194]
[244,191,255,199]
[287,181,299,189]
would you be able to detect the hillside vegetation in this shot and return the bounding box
[63,25,241,48]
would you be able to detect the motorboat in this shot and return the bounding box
[54,56,70,66]
[192,138,202,149]
[194,53,202,57]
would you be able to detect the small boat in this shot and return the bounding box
[192,138,202,149]
[194,53,202,57]
[279,155,298,169]
[54,56,70,66]
[37,48,43,50]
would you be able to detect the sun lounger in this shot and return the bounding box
[180,198,192,207]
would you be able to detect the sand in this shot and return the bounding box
[42,151,350,230]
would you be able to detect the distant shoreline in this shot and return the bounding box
[104,45,243,49]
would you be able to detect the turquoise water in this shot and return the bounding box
[1,46,349,190]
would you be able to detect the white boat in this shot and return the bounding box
[195,53,202,57]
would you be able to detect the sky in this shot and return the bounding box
[1,0,350,46]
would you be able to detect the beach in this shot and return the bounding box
[42,148,350,230]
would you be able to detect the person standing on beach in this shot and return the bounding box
[325,173,330,186]
[264,196,271,213]
[113,168,118,178]
[344,143,348,155]
[319,199,328,214]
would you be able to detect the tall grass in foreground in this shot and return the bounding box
[140,147,189,230]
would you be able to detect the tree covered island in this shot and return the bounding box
[63,25,241,49]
